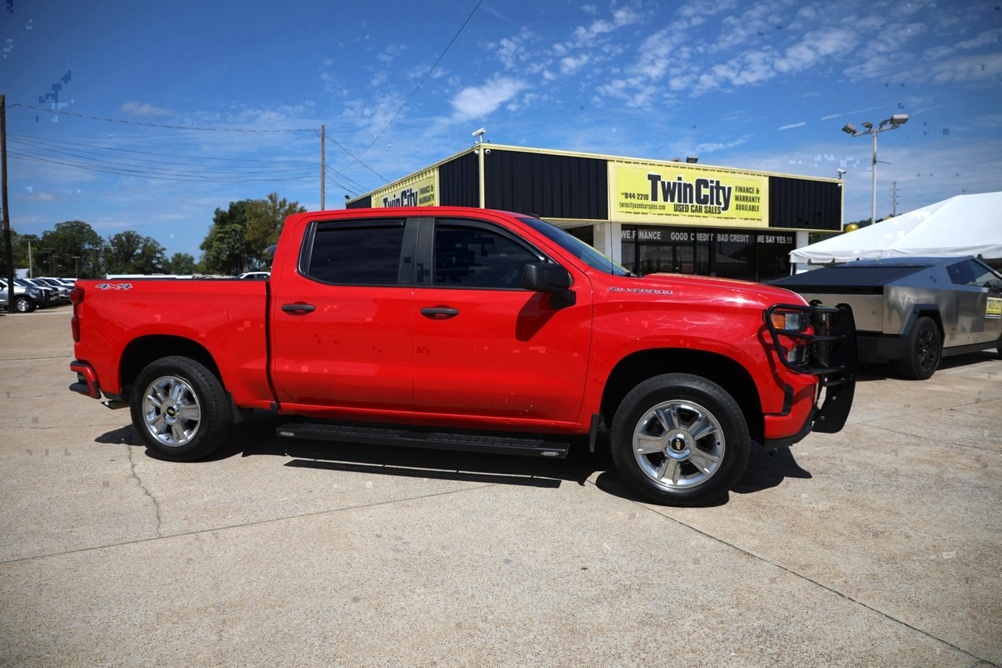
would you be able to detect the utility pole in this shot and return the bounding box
[320,124,325,210]
[1,94,14,315]
[892,181,899,217]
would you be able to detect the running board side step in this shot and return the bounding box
[276,422,570,459]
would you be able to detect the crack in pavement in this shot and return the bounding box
[128,444,163,538]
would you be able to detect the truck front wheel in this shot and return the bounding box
[895,316,941,380]
[130,356,232,461]
[610,374,750,506]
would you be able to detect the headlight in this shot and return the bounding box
[765,305,816,368]
[770,310,810,332]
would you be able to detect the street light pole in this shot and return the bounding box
[870,130,878,228]
[841,114,909,227]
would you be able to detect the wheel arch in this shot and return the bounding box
[901,305,943,338]
[120,335,222,398]
[600,349,764,444]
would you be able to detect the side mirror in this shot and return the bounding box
[521,263,576,309]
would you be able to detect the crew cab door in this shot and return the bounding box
[411,216,592,426]
[269,216,416,413]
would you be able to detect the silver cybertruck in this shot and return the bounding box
[771,256,1002,380]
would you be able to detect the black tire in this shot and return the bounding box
[13,296,35,313]
[894,316,941,380]
[130,356,232,461]
[610,373,750,506]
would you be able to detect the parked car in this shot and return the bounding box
[771,256,1002,379]
[35,277,72,305]
[0,279,43,313]
[238,271,270,280]
[15,278,55,308]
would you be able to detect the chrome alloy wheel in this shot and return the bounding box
[140,375,203,448]
[632,399,725,490]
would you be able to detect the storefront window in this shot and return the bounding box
[755,233,795,280]
[621,226,792,280]
[639,245,675,275]
[621,240,636,274]
[715,232,755,281]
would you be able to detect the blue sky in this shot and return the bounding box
[3,0,1001,261]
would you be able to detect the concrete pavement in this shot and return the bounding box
[1,307,999,667]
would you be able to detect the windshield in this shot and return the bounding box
[519,216,633,277]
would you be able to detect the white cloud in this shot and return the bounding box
[779,122,807,130]
[571,6,643,47]
[451,77,531,119]
[927,52,1002,85]
[119,101,171,117]
[695,136,752,154]
[560,54,590,75]
[956,29,1002,50]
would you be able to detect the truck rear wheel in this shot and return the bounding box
[130,356,232,461]
[610,373,750,506]
[895,316,941,380]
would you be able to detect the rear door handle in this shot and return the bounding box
[420,307,459,319]
[282,303,316,315]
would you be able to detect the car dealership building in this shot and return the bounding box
[346,144,843,281]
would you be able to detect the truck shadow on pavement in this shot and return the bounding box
[95,415,812,507]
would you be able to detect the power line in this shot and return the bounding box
[10,103,316,133]
[324,132,386,183]
[13,104,389,184]
[8,132,315,164]
[348,0,484,170]
[6,133,312,175]
[11,150,314,183]
[324,165,366,197]
[8,130,316,181]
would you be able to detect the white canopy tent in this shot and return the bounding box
[790,192,1002,264]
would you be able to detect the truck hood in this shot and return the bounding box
[601,272,807,309]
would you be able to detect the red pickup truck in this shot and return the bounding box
[69,207,856,505]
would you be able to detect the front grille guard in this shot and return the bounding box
[765,302,857,388]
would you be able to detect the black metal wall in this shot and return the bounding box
[349,150,842,231]
[768,176,842,230]
[439,153,480,207]
[484,150,608,219]
[345,195,371,209]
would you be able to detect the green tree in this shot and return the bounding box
[103,231,167,275]
[37,221,104,278]
[245,193,306,258]
[167,252,196,275]
[201,199,255,275]
[200,193,305,275]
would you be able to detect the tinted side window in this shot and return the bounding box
[308,220,405,285]
[947,259,980,287]
[433,222,538,289]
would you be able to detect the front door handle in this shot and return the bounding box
[282,303,316,315]
[420,307,459,320]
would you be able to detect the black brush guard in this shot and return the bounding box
[765,302,857,434]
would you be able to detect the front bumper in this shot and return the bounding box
[763,302,857,446]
